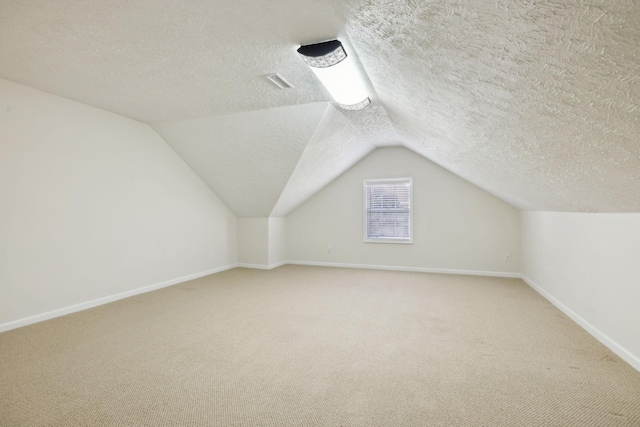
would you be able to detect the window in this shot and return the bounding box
[364,178,412,243]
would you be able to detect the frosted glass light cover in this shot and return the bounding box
[300,46,347,68]
[339,97,370,111]
[298,40,370,110]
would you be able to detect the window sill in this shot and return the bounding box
[364,239,413,244]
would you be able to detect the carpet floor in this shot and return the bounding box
[1,265,639,426]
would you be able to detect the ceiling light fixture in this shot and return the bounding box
[297,40,370,111]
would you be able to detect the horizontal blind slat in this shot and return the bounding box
[365,180,411,240]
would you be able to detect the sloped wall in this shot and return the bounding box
[0,79,237,330]
[287,146,520,275]
[521,211,640,371]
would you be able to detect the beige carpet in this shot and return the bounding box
[1,265,639,426]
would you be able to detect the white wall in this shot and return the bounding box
[237,218,269,266]
[237,217,287,267]
[0,78,237,330]
[287,146,520,274]
[521,211,640,370]
[268,217,287,266]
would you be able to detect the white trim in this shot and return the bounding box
[521,274,640,372]
[6,260,515,334]
[285,260,520,278]
[5,261,635,373]
[0,264,238,334]
[237,261,287,270]
[268,261,287,269]
[364,239,413,244]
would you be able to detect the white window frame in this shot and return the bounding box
[363,178,413,244]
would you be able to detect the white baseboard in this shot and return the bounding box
[285,260,520,278]
[237,261,287,270]
[521,274,640,372]
[11,263,636,374]
[5,260,508,334]
[0,263,238,334]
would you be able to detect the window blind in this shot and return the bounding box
[364,178,412,242]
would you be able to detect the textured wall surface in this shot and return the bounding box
[1,0,638,213]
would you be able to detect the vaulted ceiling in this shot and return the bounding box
[1,0,638,215]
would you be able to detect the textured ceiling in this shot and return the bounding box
[1,0,638,214]
[271,104,392,217]
[152,103,328,217]
[346,0,640,212]
[0,0,344,122]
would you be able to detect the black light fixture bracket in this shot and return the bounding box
[297,40,347,68]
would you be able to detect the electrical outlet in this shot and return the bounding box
[504,253,511,262]
[328,246,332,255]
[208,251,214,260]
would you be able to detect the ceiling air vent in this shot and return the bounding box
[265,73,294,89]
